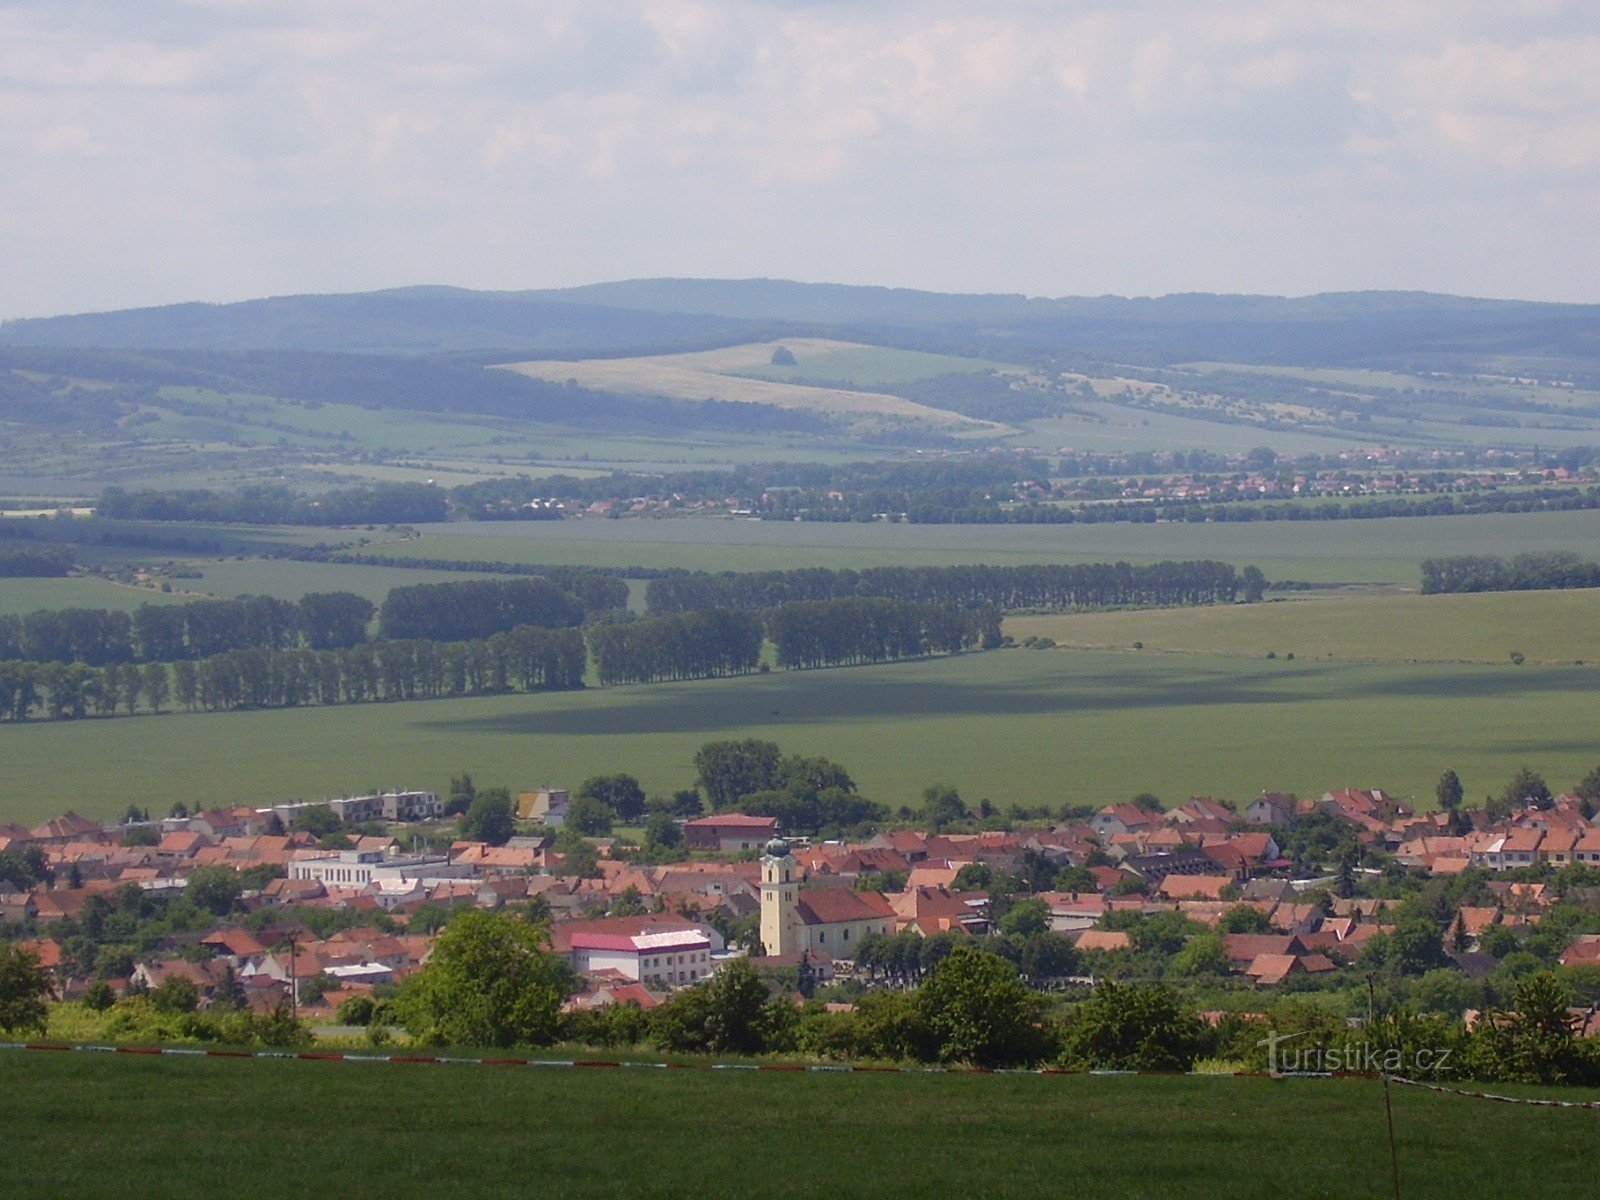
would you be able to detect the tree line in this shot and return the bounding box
[0,593,374,666]
[768,597,999,669]
[0,594,998,723]
[1420,551,1600,594]
[0,574,625,667]
[587,610,764,685]
[0,547,71,578]
[378,576,625,641]
[0,625,587,720]
[647,560,1250,615]
[96,482,448,526]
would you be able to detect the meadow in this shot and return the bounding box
[1005,588,1600,665]
[4,646,1598,824]
[0,576,188,616]
[2,1052,1595,1200]
[385,508,1600,584]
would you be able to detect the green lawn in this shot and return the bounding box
[387,509,1600,584]
[1,1053,1595,1200]
[4,647,1598,824]
[1006,589,1600,665]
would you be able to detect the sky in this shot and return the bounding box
[2,0,1598,318]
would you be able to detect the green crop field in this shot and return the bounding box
[2,1053,1595,1200]
[1006,589,1600,666]
[4,647,1598,824]
[184,557,515,603]
[386,509,1600,584]
[0,577,189,616]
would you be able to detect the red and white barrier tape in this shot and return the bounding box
[2,1040,1593,1104]
[1383,1074,1600,1110]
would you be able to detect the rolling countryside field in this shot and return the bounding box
[1005,588,1600,665]
[3,646,1597,825]
[2,1053,1596,1200]
[383,508,1600,584]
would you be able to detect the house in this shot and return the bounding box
[1245,793,1297,829]
[1157,874,1235,901]
[28,811,107,846]
[517,789,571,827]
[1090,803,1161,839]
[550,915,719,988]
[685,814,779,853]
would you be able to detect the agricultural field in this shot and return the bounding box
[177,557,515,604]
[384,509,1600,585]
[0,577,189,616]
[2,1053,1596,1200]
[1005,589,1600,666]
[729,342,1015,386]
[498,340,1002,433]
[3,647,1598,825]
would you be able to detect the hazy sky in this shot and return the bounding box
[3,1,1598,317]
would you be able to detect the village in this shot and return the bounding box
[5,778,1600,1032]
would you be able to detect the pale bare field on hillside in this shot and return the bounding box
[495,340,1001,431]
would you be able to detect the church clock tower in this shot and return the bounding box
[759,837,800,958]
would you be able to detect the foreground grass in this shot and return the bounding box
[2,1052,1596,1200]
[1005,588,1600,666]
[3,648,1598,824]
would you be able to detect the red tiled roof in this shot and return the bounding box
[796,889,894,926]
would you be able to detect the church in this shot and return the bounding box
[760,837,895,958]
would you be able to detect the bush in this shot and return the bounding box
[1059,981,1207,1072]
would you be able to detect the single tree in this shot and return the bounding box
[1500,766,1553,812]
[914,944,1045,1068]
[461,787,515,846]
[0,943,52,1033]
[1436,769,1464,811]
[576,773,647,823]
[920,784,968,831]
[395,910,571,1048]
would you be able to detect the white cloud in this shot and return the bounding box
[1,0,1598,315]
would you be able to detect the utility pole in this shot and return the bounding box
[1368,974,1401,1200]
[285,930,299,1020]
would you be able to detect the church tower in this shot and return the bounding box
[759,837,800,958]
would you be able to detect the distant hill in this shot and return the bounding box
[4,279,1597,374]
[0,290,766,357]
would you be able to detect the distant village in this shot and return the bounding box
[5,779,1600,1028]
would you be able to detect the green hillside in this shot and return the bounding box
[4,1052,1596,1200]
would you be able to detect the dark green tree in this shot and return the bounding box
[446,772,476,816]
[1436,769,1464,811]
[461,787,515,846]
[1060,980,1206,1071]
[575,773,647,823]
[186,865,243,916]
[920,784,968,831]
[694,739,783,810]
[395,910,571,1047]
[1501,767,1553,812]
[0,943,52,1033]
[914,944,1045,1068]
